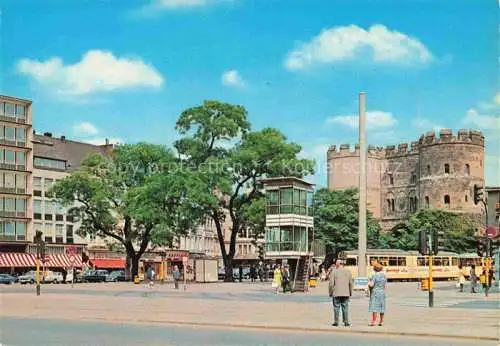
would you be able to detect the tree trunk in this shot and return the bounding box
[224,256,234,282]
[130,256,139,278]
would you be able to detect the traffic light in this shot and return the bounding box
[258,245,265,261]
[477,237,484,257]
[418,230,429,255]
[432,230,445,255]
[34,230,43,243]
[473,184,483,205]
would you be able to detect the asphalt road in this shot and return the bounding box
[0,317,496,346]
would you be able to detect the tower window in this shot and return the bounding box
[444,164,450,174]
[391,199,395,212]
[389,174,394,185]
[425,196,430,208]
[444,195,450,208]
[427,165,431,175]
[465,164,470,176]
[465,195,468,202]
[411,172,417,184]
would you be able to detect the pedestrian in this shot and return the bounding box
[258,265,264,282]
[265,263,270,282]
[281,265,290,293]
[328,259,353,327]
[250,265,256,283]
[368,262,387,327]
[238,265,243,283]
[470,264,477,293]
[272,264,282,294]
[173,265,180,289]
[457,265,466,292]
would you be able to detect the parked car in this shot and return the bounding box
[84,270,108,283]
[106,270,126,282]
[19,271,37,284]
[218,267,227,280]
[0,274,18,284]
[52,272,64,284]
[232,267,251,280]
[41,271,57,284]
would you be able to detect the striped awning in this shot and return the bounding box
[43,254,83,268]
[0,253,36,267]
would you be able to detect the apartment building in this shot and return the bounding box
[0,96,33,249]
[32,133,113,248]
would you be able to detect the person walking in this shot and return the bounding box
[281,265,290,293]
[368,262,387,327]
[250,265,256,283]
[173,265,180,289]
[238,265,243,283]
[265,263,270,282]
[328,259,353,327]
[470,264,477,293]
[457,265,466,292]
[272,264,282,294]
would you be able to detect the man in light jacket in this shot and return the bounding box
[328,259,353,327]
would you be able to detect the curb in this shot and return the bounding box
[87,317,499,342]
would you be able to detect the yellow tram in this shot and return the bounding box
[342,249,459,281]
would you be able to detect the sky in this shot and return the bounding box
[1,0,499,186]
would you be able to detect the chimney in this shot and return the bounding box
[61,135,66,141]
[43,132,52,138]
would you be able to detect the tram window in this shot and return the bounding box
[369,257,379,265]
[389,257,398,266]
[398,257,407,266]
[378,257,389,267]
[442,258,450,266]
[433,257,442,266]
[345,258,357,266]
[417,257,428,266]
[452,258,458,266]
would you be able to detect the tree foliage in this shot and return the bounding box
[52,143,208,276]
[313,188,382,257]
[175,100,315,280]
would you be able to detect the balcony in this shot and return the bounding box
[0,139,29,148]
[0,187,28,195]
[0,115,27,125]
[0,163,28,171]
[265,241,309,254]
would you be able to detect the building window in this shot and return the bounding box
[425,196,430,208]
[444,164,450,174]
[44,223,53,243]
[33,177,42,188]
[465,195,468,202]
[0,102,3,115]
[66,225,74,244]
[4,150,15,164]
[5,127,15,140]
[444,195,450,208]
[15,104,25,117]
[16,199,25,213]
[5,103,15,116]
[389,174,394,185]
[16,152,25,165]
[16,128,25,143]
[411,172,417,184]
[34,200,42,213]
[16,222,26,240]
[34,157,66,170]
[34,190,42,197]
[44,200,53,214]
[427,165,431,175]
[465,164,470,176]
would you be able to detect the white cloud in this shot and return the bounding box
[221,70,245,87]
[462,109,500,131]
[73,122,99,136]
[285,24,433,71]
[17,50,164,95]
[326,111,397,130]
[135,0,228,16]
[82,137,123,146]
[411,117,443,132]
[494,92,500,106]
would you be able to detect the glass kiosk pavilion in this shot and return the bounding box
[263,177,314,292]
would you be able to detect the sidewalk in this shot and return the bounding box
[1,282,499,341]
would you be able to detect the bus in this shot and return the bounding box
[341,249,459,281]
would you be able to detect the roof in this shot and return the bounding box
[0,94,32,105]
[33,133,113,171]
[261,176,315,188]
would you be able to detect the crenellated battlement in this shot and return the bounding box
[327,129,485,160]
[419,129,484,146]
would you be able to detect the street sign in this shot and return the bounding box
[486,226,499,239]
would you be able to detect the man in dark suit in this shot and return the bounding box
[328,259,353,327]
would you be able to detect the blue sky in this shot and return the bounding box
[1,0,499,186]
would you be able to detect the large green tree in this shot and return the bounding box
[408,209,477,253]
[312,188,383,260]
[175,100,315,281]
[52,143,208,277]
